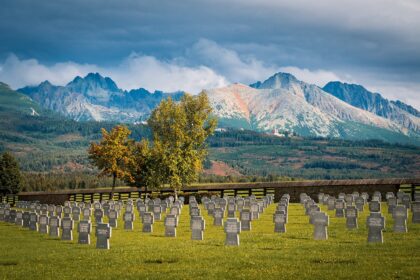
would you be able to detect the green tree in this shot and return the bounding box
[88,125,135,198]
[128,139,163,196]
[0,152,22,195]
[147,92,217,198]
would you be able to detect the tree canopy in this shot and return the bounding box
[0,152,22,195]
[147,92,217,195]
[88,125,135,197]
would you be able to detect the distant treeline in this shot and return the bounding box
[20,171,125,192]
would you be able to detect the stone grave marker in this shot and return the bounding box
[72,206,81,221]
[190,206,201,217]
[227,203,236,218]
[83,208,91,221]
[161,200,168,213]
[78,220,92,244]
[273,210,287,233]
[139,203,147,216]
[396,191,405,202]
[41,204,48,215]
[392,205,408,233]
[361,192,369,201]
[96,223,112,249]
[367,212,385,243]
[313,212,329,240]
[39,214,49,234]
[213,208,224,226]
[401,194,411,210]
[164,214,177,237]
[250,202,259,220]
[63,206,72,218]
[224,218,241,246]
[108,209,118,228]
[386,192,395,200]
[48,205,55,217]
[29,212,39,231]
[240,209,252,231]
[15,210,23,226]
[327,197,336,211]
[237,198,245,212]
[153,205,162,221]
[369,201,381,213]
[308,205,320,224]
[387,197,397,214]
[22,211,31,228]
[355,197,365,212]
[8,209,17,224]
[3,209,11,223]
[335,199,346,217]
[142,212,154,232]
[124,211,134,230]
[318,193,324,204]
[61,217,74,241]
[207,201,216,215]
[147,200,155,212]
[49,216,61,237]
[0,208,4,221]
[126,203,134,213]
[94,208,104,224]
[412,201,420,223]
[345,206,358,229]
[345,194,354,206]
[191,216,205,240]
[56,206,63,217]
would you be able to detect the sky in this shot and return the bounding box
[0,0,419,109]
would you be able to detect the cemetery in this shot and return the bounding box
[0,191,419,279]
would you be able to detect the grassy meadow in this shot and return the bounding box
[1,202,419,280]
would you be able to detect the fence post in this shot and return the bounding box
[412,184,415,201]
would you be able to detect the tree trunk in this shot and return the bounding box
[174,189,178,201]
[111,173,116,200]
[144,185,148,200]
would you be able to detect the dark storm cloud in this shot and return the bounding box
[0,0,419,107]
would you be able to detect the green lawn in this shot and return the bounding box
[1,203,419,280]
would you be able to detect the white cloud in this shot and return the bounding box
[278,66,344,87]
[0,54,98,88]
[0,52,228,93]
[0,40,418,110]
[104,53,228,93]
[186,39,279,85]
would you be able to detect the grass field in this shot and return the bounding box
[1,203,419,280]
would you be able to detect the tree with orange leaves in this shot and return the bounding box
[88,125,135,199]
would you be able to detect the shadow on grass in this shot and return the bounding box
[285,235,310,240]
[0,261,18,266]
[144,258,179,264]
[310,258,356,265]
[259,247,282,251]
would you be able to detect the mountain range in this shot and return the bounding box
[11,72,420,144]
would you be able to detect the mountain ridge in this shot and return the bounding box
[11,72,420,144]
[323,81,420,133]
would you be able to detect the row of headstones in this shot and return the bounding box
[1,194,276,248]
[0,201,112,249]
[300,191,420,243]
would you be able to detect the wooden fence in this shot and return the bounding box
[2,178,419,206]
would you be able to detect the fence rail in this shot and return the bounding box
[2,178,419,206]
